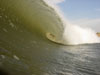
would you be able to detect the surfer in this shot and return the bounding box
[46,32,64,45]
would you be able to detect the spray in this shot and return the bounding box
[44,0,100,45]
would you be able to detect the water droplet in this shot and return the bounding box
[0,16,2,18]
[43,73,49,75]
[3,28,8,32]
[5,15,8,18]
[1,55,5,59]
[9,22,15,28]
[31,41,37,44]
[13,55,20,60]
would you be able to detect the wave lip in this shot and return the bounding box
[44,0,100,45]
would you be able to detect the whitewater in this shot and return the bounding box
[44,0,100,45]
[1,0,100,75]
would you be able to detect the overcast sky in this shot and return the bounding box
[52,0,100,32]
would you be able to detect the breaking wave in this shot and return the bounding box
[44,0,100,45]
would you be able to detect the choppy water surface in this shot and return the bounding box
[0,41,100,75]
[49,44,100,75]
[0,0,100,75]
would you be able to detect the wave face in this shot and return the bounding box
[0,0,100,75]
[0,0,65,74]
[44,0,100,45]
[0,0,64,41]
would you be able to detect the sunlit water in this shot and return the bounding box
[0,0,100,75]
[47,44,100,75]
[0,42,100,75]
[44,0,100,45]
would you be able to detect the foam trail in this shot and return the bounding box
[44,0,100,45]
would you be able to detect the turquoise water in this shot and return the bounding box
[0,0,100,75]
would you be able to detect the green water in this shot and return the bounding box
[1,0,100,75]
[0,0,64,75]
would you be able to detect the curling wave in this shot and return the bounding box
[44,0,100,45]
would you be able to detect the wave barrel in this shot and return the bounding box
[0,0,64,75]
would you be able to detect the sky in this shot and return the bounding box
[52,0,100,32]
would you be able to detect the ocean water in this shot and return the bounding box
[0,0,100,75]
[0,39,100,75]
[44,0,100,45]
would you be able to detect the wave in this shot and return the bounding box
[0,0,100,74]
[44,0,100,45]
[0,0,100,46]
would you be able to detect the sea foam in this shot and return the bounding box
[44,0,100,45]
